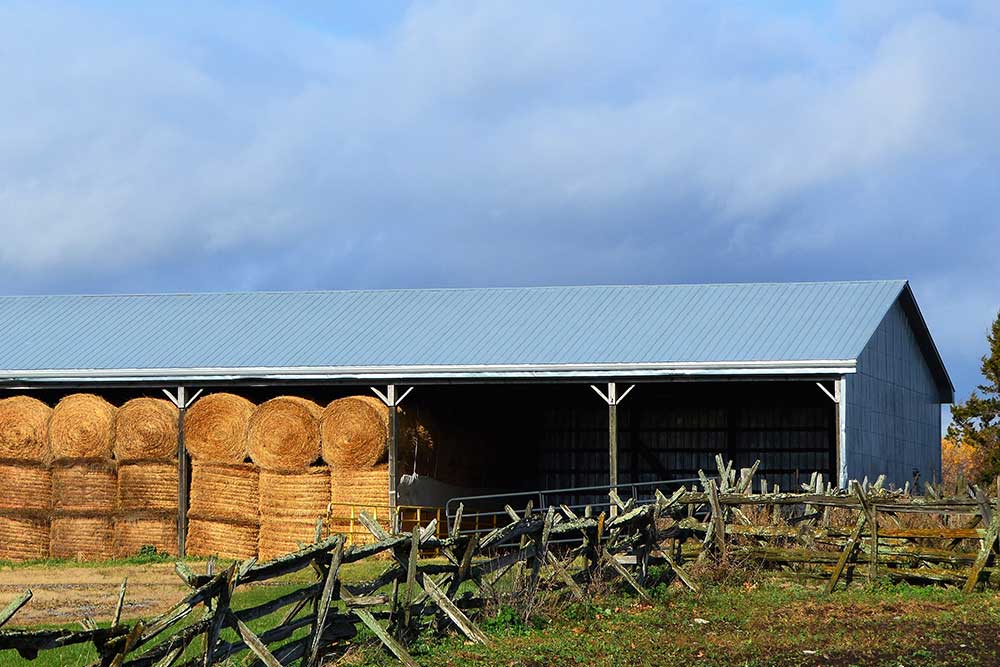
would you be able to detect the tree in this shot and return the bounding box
[940,437,985,491]
[948,310,1000,484]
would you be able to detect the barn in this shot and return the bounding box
[0,279,952,559]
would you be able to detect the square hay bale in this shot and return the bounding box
[189,462,259,523]
[52,460,117,513]
[0,462,52,512]
[114,513,177,557]
[187,518,258,560]
[51,514,115,561]
[0,513,50,562]
[259,467,330,520]
[117,462,178,512]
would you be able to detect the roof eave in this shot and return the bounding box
[0,359,858,385]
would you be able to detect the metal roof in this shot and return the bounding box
[0,280,949,388]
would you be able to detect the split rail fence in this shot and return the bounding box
[1,456,998,666]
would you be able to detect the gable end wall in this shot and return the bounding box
[844,299,942,487]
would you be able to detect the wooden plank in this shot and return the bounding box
[353,609,418,667]
[600,549,651,601]
[306,537,343,667]
[401,527,420,630]
[853,483,878,583]
[0,590,31,628]
[151,645,184,667]
[226,614,281,667]
[660,553,700,593]
[421,575,491,645]
[113,579,128,627]
[824,501,866,594]
[707,480,726,560]
[449,503,464,540]
[202,566,235,667]
[109,621,144,667]
[964,510,1000,593]
[544,552,584,600]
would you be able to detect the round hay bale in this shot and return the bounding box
[49,394,116,460]
[248,397,322,472]
[52,460,117,513]
[0,396,52,463]
[330,465,390,508]
[320,397,387,469]
[0,514,49,562]
[0,463,52,512]
[113,398,178,462]
[118,463,178,512]
[51,514,115,561]
[114,513,177,557]
[187,518,258,560]
[259,467,330,519]
[189,463,259,523]
[258,516,324,562]
[184,393,254,464]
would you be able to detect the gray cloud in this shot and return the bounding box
[0,0,997,404]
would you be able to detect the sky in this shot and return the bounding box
[0,1,998,410]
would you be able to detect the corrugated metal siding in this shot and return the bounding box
[0,281,907,373]
[845,300,943,487]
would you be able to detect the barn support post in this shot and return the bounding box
[816,379,847,488]
[372,385,414,533]
[591,382,635,517]
[164,386,203,557]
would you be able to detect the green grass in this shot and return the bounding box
[10,567,1000,667]
[0,546,185,571]
[1,559,392,667]
[352,579,1000,667]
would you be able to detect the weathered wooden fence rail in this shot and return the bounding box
[2,456,998,666]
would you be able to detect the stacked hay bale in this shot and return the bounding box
[184,393,260,559]
[113,398,178,557]
[0,397,53,562]
[49,394,117,561]
[322,396,433,543]
[251,397,329,560]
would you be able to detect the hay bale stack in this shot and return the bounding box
[0,462,52,512]
[0,397,54,562]
[184,393,254,464]
[117,462,178,512]
[115,514,177,557]
[187,462,259,559]
[258,516,325,561]
[328,465,391,543]
[0,514,50,562]
[51,515,115,561]
[258,467,329,560]
[189,462,259,523]
[113,398,178,462]
[49,394,116,461]
[248,397,322,472]
[0,396,52,463]
[320,397,387,470]
[330,465,390,507]
[187,519,258,560]
[52,459,117,513]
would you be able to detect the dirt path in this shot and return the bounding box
[0,563,190,626]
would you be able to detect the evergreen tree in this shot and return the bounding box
[948,310,1000,483]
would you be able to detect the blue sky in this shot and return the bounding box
[0,1,997,410]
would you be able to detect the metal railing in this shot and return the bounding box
[445,477,701,542]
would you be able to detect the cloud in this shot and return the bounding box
[0,0,997,401]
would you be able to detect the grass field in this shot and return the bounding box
[5,559,1000,667]
[353,580,1000,667]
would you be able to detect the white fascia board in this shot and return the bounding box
[0,359,857,383]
